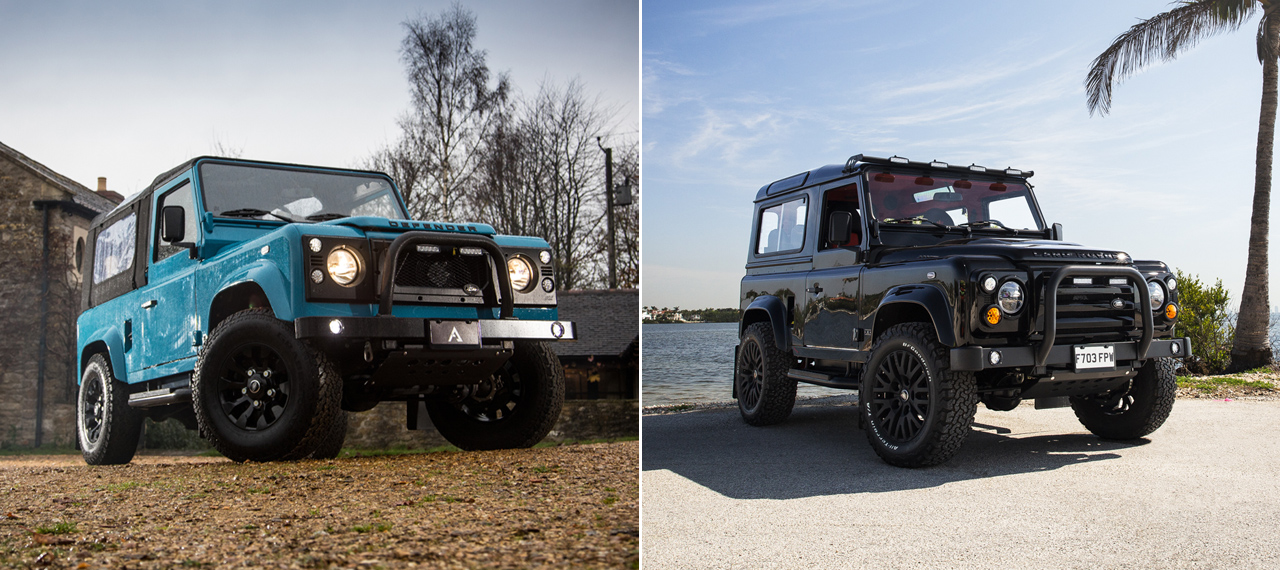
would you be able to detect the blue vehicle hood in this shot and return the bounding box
[326,216,496,236]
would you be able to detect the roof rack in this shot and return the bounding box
[843,154,1033,178]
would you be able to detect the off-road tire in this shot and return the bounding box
[1070,357,1176,440]
[192,309,342,462]
[310,410,348,460]
[426,341,564,450]
[860,323,978,467]
[78,353,144,465]
[735,321,797,426]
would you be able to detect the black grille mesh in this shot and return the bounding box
[393,250,491,291]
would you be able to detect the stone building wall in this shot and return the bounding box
[0,153,97,447]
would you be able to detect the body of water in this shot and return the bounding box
[642,322,848,407]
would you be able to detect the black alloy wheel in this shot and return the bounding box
[77,353,143,465]
[80,376,105,444]
[734,322,796,426]
[860,323,977,467]
[426,341,564,450]
[736,338,764,413]
[1070,357,1177,440]
[867,348,931,445]
[214,344,292,431]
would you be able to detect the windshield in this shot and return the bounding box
[198,162,408,222]
[866,171,1043,232]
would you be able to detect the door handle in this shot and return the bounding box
[806,284,823,295]
[141,300,157,309]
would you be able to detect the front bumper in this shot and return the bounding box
[951,337,1189,372]
[295,316,576,342]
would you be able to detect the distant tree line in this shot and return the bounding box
[643,307,740,324]
[368,4,637,290]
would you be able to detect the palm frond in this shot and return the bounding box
[1086,0,1257,116]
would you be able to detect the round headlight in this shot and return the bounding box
[998,281,1024,314]
[507,256,534,292]
[981,275,998,293]
[326,248,363,286]
[1148,280,1166,310]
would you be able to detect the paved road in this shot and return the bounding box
[642,397,1280,569]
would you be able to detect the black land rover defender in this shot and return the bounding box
[735,154,1188,467]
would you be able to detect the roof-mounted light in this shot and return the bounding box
[929,160,948,169]
[889,155,909,164]
[1004,168,1023,176]
[968,164,987,173]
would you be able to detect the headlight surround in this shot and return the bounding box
[1148,280,1166,311]
[326,247,363,287]
[507,256,535,292]
[997,281,1024,314]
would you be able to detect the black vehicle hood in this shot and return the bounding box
[872,237,1130,265]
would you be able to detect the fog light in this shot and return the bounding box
[1171,342,1181,355]
[981,276,997,293]
[985,307,1001,325]
[989,350,1002,365]
[1165,304,1177,319]
[329,319,344,334]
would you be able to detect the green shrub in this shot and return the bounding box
[1174,269,1234,374]
[141,418,210,450]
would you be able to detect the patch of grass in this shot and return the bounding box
[102,481,142,492]
[314,465,338,471]
[241,524,258,531]
[246,486,271,494]
[352,522,391,533]
[603,496,618,505]
[531,465,557,474]
[181,560,207,568]
[1178,375,1276,392]
[34,522,77,535]
[338,444,460,459]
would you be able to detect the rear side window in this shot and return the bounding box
[756,197,807,255]
[92,213,136,284]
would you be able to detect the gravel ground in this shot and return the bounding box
[0,441,638,569]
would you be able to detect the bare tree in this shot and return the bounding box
[396,3,508,222]
[473,79,615,290]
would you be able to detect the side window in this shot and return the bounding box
[756,197,808,255]
[155,181,197,261]
[819,184,861,250]
[92,213,137,284]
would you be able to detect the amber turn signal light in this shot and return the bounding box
[985,307,1001,325]
[1165,304,1177,319]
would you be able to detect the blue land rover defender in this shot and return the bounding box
[76,157,574,464]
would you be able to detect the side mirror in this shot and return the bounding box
[161,205,185,243]
[1051,222,1063,241]
[828,211,852,245]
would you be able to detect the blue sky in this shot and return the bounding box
[643,0,1269,310]
[0,0,637,197]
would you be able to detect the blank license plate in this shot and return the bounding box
[1074,344,1115,370]
[429,320,480,347]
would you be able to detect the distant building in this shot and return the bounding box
[552,289,638,399]
[0,141,121,447]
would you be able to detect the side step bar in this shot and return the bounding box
[128,386,192,408]
[787,369,860,390]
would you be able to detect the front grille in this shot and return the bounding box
[394,250,490,291]
[1043,273,1139,344]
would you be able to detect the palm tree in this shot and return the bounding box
[1087,0,1279,371]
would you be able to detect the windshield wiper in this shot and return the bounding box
[958,220,1019,237]
[218,208,298,223]
[882,216,951,231]
[306,212,348,222]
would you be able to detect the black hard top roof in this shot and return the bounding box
[754,154,1034,202]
